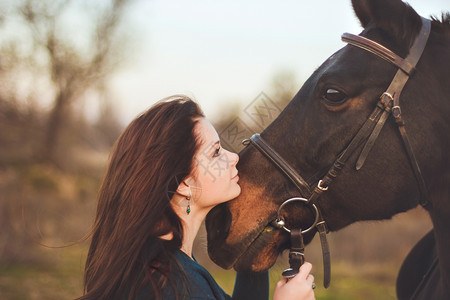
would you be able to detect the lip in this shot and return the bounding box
[231,174,239,180]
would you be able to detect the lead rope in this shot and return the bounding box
[317,221,331,287]
[282,229,305,279]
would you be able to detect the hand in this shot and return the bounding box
[273,262,316,300]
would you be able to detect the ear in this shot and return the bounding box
[351,0,421,42]
[352,0,371,28]
[176,179,192,198]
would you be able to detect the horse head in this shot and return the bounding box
[206,0,450,281]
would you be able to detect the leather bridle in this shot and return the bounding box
[242,17,431,288]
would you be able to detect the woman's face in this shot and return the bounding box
[189,118,240,210]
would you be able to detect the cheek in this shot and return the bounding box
[197,161,225,181]
[202,165,232,185]
[201,176,236,202]
[205,175,231,194]
[194,159,235,197]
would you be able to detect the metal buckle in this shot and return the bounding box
[317,180,329,191]
[289,251,304,257]
[392,105,402,118]
[380,92,394,107]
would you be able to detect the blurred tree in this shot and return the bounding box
[268,69,299,108]
[0,0,135,165]
[0,0,131,265]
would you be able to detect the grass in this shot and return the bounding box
[0,245,86,300]
[0,246,400,300]
[2,216,429,300]
[301,261,398,300]
[211,260,398,300]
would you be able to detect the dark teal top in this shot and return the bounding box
[138,250,269,300]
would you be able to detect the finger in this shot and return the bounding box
[289,269,313,285]
[276,278,286,289]
[298,262,312,279]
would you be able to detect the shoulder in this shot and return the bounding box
[165,251,230,300]
[136,250,230,300]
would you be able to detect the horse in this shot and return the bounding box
[205,0,450,299]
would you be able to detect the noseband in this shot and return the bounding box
[242,17,431,288]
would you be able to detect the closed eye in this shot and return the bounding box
[322,88,347,105]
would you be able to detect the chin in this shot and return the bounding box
[232,185,241,198]
[222,187,241,204]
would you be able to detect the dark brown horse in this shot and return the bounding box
[205,0,450,299]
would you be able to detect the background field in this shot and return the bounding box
[0,201,431,299]
[0,65,433,299]
[0,66,433,299]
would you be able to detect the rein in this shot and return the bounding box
[242,17,431,288]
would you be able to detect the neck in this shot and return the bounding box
[173,197,211,259]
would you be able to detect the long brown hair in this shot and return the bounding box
[78,96,204,300]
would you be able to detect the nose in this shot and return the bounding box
[230,151,239,167]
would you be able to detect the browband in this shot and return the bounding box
[341,17,431,76]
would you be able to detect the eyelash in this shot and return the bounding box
[213,147,221,157]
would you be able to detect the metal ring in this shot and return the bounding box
[274,197,319,234]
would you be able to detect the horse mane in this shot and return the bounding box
[431,12,450,32]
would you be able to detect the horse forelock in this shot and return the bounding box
[431,12,450,33]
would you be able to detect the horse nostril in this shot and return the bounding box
[206,203,231,244]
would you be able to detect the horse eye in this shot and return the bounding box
[323,88,347,104]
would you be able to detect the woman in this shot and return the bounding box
[78,95,315,300]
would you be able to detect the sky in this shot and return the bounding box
[109,0,448,124]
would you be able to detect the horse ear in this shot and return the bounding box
[351,0,371,28]
[351,0,421,43]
